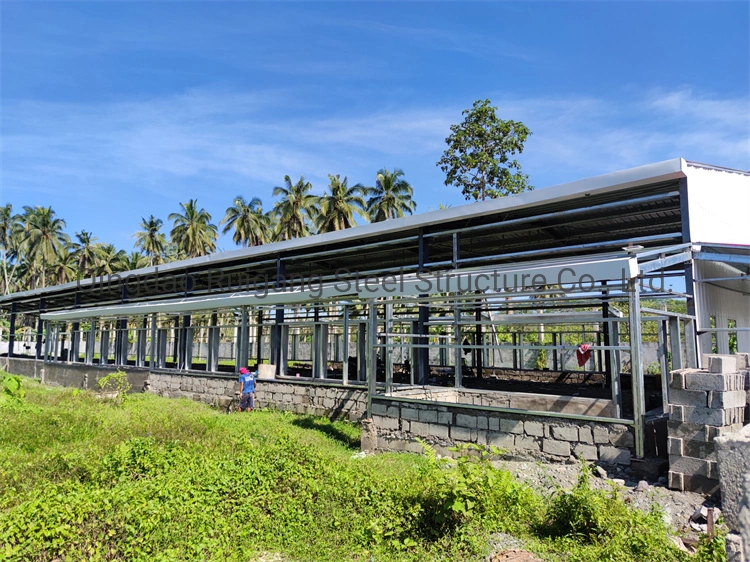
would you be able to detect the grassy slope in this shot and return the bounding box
[0,375,723,562]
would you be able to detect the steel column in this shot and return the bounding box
[85,319,96,365]
[342,305,350,385]
[7,303,16,358]
[658,320,669,414]
[628,278,646,458]
[35,299,45,359]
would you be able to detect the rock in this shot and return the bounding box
[658,476,668,485]
[594,466,608,479]
[612,478,626,486]
[689,521,707,532]
[635,480,649,492]
[669,536,691,553]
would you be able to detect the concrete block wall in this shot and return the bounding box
[667,353,749,495]
[147,372,368,421]
[716,424,750,562]
[369,397,634,465]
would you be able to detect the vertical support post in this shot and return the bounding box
[272,258,285,376]
[552,332,559,371]
[256,310,263,367]
[358,321,367,382]
[628,278,646,458]
[518,333,524,369]
[452,232,459,269]
[410,320,418,385]
[172,316,179,364]
[342,305,350,385]
[149,315,157,369]
[512,333,518,370]
[417,231,429,385]
[601,282,611,382]
[658,320,669,414]
[238,308,249,369]
[43,321,51,361]
[36,299,45,360]
[183,315,193,370]
[85,319,96,365]
[384,302,393,395]
[608,319,622,418]
[71,292,81,362]
[454,300,462,388]
[100,323,110,365]
[367,302,377,416]
[207,313,219,372]
[684,318,698,368]
[8,303,16,358]
[475,295,483,378]
[136,316,147,367]
[157,328,167,368]
[668,317,683,371]
[118,318,128,365]
[278,325,289,377]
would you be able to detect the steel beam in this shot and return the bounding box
[628,278,645,458]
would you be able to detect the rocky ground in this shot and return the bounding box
[486,458,721,560]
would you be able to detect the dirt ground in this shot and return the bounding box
[485,458,719,560]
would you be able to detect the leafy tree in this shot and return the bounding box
[219,196,271,247]
[123,251,149,271]
[21,206,69,288]
[71,230,103,279]
[134,215,168,266]
[437,99,532,201]
[366,168,416,222]
[52,248,78,285]
[169,200,218,258]
[316,175,368,233]
[95,244,128,276]
[272,175,319,240]
[0,205,23,294]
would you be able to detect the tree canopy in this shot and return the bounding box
[437,99,532,201]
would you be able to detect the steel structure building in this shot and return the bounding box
[1,158,748,456]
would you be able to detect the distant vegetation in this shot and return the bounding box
[0,168,416,294]
[0,373,724,561]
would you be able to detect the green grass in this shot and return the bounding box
[0,373,724,561]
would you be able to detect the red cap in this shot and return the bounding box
[239,367,249,374]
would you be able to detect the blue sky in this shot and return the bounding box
[1,1,748,251]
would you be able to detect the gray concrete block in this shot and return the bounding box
[543,439,571,457]
[476,415,489,430]
[487,432,515,449]
[386,406,399,417]
[418,409,438,423]
[725,533,744,562]
[488,417,500,431]
[579,427,594,445]
[573,443,598,461]
[669,455,712,477]
[669,388,708,406]
[686,372,744,392]
[668,437,683,456]
[500,419,524,434]
[427,423,450,440]
[438,412,453,425]
[372,415,399,431]
[741,475,750,561]
[681,405,737,426]
[593,426,609,444]
[716,425,750,531]
[401,407,419,420]
[524,421,544,437]
[451,426,474,443]
[709,391,747,409]
[599,446,631,465]
[670,370,688,390]
[610,430,635,448]
[668,470,684,491]
[456,414,477,428]
[515,436,540,451]
[710,355,738,374]
[409,421,430,436]
[551,426,579,442]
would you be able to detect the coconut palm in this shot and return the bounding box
[272,175,319,240]
[123,251,149,271]
[219,196,271,247]
[316,175,369,233]
[366,168,416,222]
[95,244,128,276]
[134,215,168,266]
[21,206,69,288]
[168,200,218,258]
[71,231,103,279]
[52,247,78,285]
[0,205,23,294]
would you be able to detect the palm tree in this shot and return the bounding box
[316,175,369,233]
[134,215,168,266]
[123,251,149,271]
[168,200,218,258]
[0,205,23,294]
[71,231,103,279]
[272,175,319,240]
[366,168,417,222]
[21,206,69,288]
[95,244,128,276]
[219,196,271,247]
[52,247,78,285]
